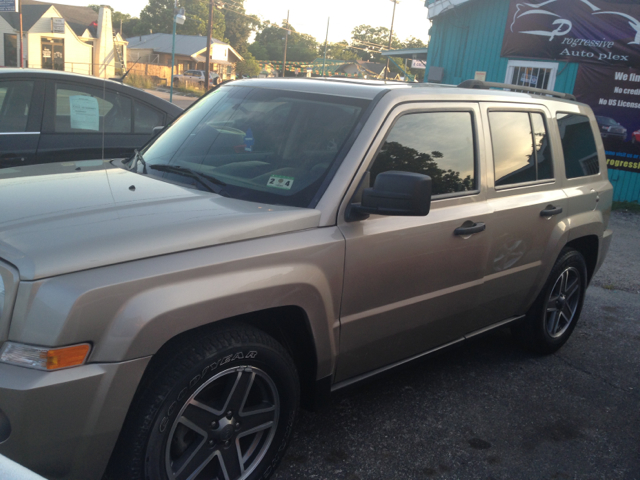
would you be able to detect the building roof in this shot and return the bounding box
[0,4,51,31]
[126,33,226,57]
[0,0,98,36]
[380,47,429,59]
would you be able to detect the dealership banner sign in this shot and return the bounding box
[502,0,640,66]
[573,64,640,173]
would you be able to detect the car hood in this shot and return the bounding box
[0,161,321,280]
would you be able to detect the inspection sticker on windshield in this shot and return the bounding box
[267,175,294,190]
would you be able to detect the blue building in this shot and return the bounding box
[424,0,640,204]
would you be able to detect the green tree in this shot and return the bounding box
[235,49,260,77]
[324,41,358,62]
[219,0,260,53]
[249,22,318,62]
[136,0,225,38]
[351,24,401,62]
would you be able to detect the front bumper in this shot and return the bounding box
[0,356,150,480]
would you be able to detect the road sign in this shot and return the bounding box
[0,0,17,12]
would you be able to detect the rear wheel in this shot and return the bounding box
[106,326,299,480]
[512,248,587,354]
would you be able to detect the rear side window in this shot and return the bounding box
[489,111,553,186]
[0,81,34,132]
[54,84,132,134]
[370,111,476,196]
[557,113,600,178]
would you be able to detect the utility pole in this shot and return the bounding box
[18,0,23,67]
[322,17,330,77]
[205,0,213,90]
[282,10,289,78]
[385,0,398,81]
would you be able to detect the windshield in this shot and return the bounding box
[135,85,370,207]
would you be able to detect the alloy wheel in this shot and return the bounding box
[165,366,280,480]
[545,266,581,338]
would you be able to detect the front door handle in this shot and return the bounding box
[540,206,563,217]
[454,222,486,236]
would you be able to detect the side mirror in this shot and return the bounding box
[152,125,164,137]
[347,171,432,221]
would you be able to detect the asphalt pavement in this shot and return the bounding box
[273,211,640,480]
[143,89,197,110]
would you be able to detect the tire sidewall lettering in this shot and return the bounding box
[158,350,258,433]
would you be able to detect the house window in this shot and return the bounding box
[42,37,64,71]
[505,60,558,91]
[3,34,17,67]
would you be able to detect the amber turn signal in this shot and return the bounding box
[44,344,91,370]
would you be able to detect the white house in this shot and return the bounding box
[0,0,126,78]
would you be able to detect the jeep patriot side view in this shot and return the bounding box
[0,78,613,480]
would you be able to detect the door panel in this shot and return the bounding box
[477,103,569,325]
[336,103,491,382]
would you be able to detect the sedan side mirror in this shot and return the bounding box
[152,125,164,137]
[347,171,432,221]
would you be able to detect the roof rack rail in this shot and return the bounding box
[457,80,577,101]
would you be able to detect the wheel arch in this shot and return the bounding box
[565,234,599,283]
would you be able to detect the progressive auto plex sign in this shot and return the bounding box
[501,0,640,66]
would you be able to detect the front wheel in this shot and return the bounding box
[106,326,299,480]
[512,248,587,354]
[173,78,180,87]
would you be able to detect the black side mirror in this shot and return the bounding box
[347,171,432,221]
[152,125,164,137]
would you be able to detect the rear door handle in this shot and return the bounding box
[454,222,486,236]
[540,206,563,217]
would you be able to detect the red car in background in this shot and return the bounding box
[632,129,640,144]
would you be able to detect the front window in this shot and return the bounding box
[131,85,370,207]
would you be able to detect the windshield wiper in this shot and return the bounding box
[131,149,147,174]
[149,164,227,195]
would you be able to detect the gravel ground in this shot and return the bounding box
[592,211,640,294]
[272,210,640,480]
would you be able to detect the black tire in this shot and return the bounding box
[173,78,180,87]
[512,248,587,354]
[106,325,299,480]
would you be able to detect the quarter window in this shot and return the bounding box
[557,114,600,178]
[489,111,554,186]
[370,111,476,196]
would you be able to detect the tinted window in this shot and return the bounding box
[557,114,600,178]
[54,84,132,134]
[490,111,553,186]
[0,81,34,132]
[531,113,553,180]
[135,102,164,134]
[370,111,476,196]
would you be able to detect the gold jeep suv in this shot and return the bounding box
[0,78,613,480]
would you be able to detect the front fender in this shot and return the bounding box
[8,228,345,381]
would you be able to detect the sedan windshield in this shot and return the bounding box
[135,85,370,207]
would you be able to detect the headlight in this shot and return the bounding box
[0,342,91,370]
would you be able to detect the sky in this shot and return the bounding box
[56,0,431,44]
